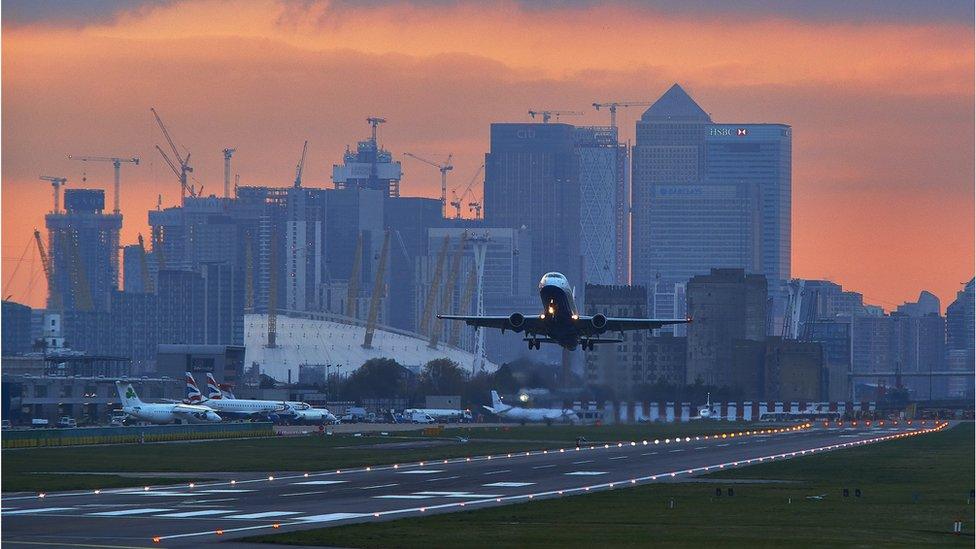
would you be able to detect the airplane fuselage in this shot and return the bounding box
[535,272,584,350]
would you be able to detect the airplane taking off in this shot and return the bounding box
[438,272,690,350]
[483,390,578,424]
[115,381,221,424]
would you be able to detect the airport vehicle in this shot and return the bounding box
[439,272,689,350]
[2,419,11,430]
[30,418,49,427]
[404,410,436,424]
[482,390,578,424]
[109,413,126,426]
[116,381,221,424]
[340,407,371,423]
[57,416,78,428]
[404,408,472,423]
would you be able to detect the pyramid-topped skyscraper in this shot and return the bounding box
[630,83,791,348]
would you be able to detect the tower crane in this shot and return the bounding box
[293,140,308,188]
[468,195,483,219]
[222,148,236,198]
[449,163,484,219]
[362,230,391,349]
[151,107,195,204]
[39,176,68,214]
[404,152,453,218]
[136,234,153,292]
[592,101,653,129]
[33,228,60,310]
[67,155,139,214]
[366,117,386,143]
[527,110,583,123]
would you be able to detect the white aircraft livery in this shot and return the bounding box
[202,373,334,424]
[483,390,578,424]
[438,272,689,350]
[115,381,221,424]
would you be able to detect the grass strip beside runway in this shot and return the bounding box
[245,423,974,548]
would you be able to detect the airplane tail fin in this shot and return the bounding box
[490,390,503,410]
[185,372,203,403]
[205,373,223,399]
[116,381,143,406]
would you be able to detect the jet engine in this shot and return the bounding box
[508,312,526,331]
[590,313,607,330]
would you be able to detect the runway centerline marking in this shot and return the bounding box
[641,452,658,456]
[425,476,460,482]
[608,456,628,460]
[88,508,174,516]
[361,483,399,490]
[374,495,432,499]
[565,471,608,476]
[532,464,556,469]
[397,470,445,475]
[483,469,511,475]
[154,509,235,518]
[484,482,535,487]
[280,490,335,497]
[294,480,347,485]
[572,460,594,465]
[224,511,302,519]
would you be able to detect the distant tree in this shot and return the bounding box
[258,374,276,389]
[342,358,410,401]
[491,364,519,394]
[419,358,467,396]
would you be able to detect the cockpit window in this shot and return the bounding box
[542,272,565,279]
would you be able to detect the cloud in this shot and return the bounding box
[1,0,176,28]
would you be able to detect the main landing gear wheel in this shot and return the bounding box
[527,339,540,350]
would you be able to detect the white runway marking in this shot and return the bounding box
[641,452,658,456]
[135,491,198,497]
[89,508,174,516]
[3,507,73,515]
[717,443,730,447]
[483,469,511,475]
[532,464,556,469]
[362,483,399,490]
[669,449,683,453]
[484,482,535,487]
[296,512,368,523]
[374,495,432,500]
[155,509,235,518]
[565,471,608,476]
[694,446,707,450]
[572,460,594,465]
[425,476,460,482]
[200,489,255,493]
[398,470,445,475]
[414,491,504,498]
[609,456,628,460]
[294,480,347,485]
[280,490,334,497]
[224,511,302,519]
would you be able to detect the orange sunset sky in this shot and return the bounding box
[2,0,973,311]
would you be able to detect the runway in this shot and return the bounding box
[1,421,948,548]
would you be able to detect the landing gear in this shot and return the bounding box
[527,339,541,350]
[582,339,595,351]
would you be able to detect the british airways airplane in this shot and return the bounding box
[438,272,690,351]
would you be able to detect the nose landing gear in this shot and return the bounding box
[527,338,541,350]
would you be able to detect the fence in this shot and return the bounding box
[2,422,274,448]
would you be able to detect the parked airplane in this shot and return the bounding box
[115,381,221,425]
[483,390,578,424]
[202,373,334,423]
[438,272,689,350]
[690,393,717,420]
[186,373,286,419]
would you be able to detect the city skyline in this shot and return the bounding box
[2,0,973,311]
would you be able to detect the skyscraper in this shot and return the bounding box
[45,189,122,311]
[575,126,627,285]
[631,84,791,319]
[485,123,581,285]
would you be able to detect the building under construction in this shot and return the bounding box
[45,189,121,312]
[331,118,403,197]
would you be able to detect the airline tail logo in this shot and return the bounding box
[206,373,223,399]
[185,372,203,403]
[116,381,142,405]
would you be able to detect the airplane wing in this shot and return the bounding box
[577,316,690,335]
[437,314,545,334]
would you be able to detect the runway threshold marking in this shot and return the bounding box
[88,508,174,516]
[295,512,368,523]
[154,509,235,518]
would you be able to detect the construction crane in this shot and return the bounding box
[243,231,254,312]
[404,152,453,218]
[528,110,583,123]
[151,107,195,204]
[33,228,60,310]
[418,235,449,336]
[293,141,308,188]
[39,176,68,214]
[222,148,236,198]
[468,195,483,220]
[430,232,466,349]
[592,101,653,129]
[67,155,139,214]
[136,234,153,293]
[362,230,391,349]
[452,265,478,347]
[366,117,386,143]
[345,232,363,319]
[449,163,483,219]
